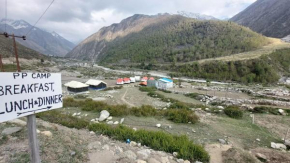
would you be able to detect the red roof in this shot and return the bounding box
[117,78,123,82]
[124,78,130,82]
[149,77,154,80]
[142,77,148,80]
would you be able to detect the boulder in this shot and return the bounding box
[161,157,170,163]
[255,153,267,162]
[148,158,161,163]
[156,124,161,128]
[1,127,22,135]
[107,121,114,125]
[107,116,113,120]
[219,139,226,144]
[137,149,151,160]
[256,138,260,142]
[120,118,125,124]
[271,142,287,150]
[99,110,110,121]
[41,131,52,137]
[184,160,190,163]
[137,160,147,163]
[113,121,119,125]
[217,106,224,109]
[130,141,137,147]
[173,152,178,157]
[120,150,137,160]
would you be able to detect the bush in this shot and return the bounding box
[224,106,243,119]
[165,109,199,124]
[103,86,123,91]
[160,89,172,93]
[89,123,209,162]
[253,106,281,115]
[37,110,89,129]
[139,87,156,93]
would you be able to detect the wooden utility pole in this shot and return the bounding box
[1,32,40,163]
[0,54,4,72]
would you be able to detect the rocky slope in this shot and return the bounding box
[0,19,75,57]
[230,0,290,38]
[67,14,269,64]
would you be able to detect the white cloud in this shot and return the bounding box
[0,0,257,43]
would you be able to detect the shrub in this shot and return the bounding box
[103,86,123,91]
[224,106,243,119]
[185,93,200,99]
[37,110,89,129]
[160,89,172,93]
[88,123,209,162]
[165,109,199,124]
[139,87,156,92]
[253,106,282,115]
[0,135,8,145]
[131,105,158,117]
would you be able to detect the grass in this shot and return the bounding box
[89,123,210,162]
[0,135,8,145]
[10,153,30,163]
[64,98,199,124]
[102,86,123,91]
[252,106,290,115]
[36,110,209,162]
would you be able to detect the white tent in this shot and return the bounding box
[64,81,89,93]
[85,79,107,90]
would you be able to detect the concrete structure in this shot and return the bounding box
[156,78,173,90]
[85,79,107,90]
[64,81,89,93]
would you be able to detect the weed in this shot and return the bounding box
[0,135,8,145]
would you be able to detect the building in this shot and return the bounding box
[135,76,141,82]
[85,79,107,90]
[130,77,136,83]
[116,78,124,85]
[64,81,89,93]
[123,78,131,84]
[147,79,156,87]
[156,78,173,90]
[141,77,148,82]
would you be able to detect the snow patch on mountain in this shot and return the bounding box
[177,11,218,20]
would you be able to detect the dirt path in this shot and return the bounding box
[121,88,135,107]
[205,144,232,163]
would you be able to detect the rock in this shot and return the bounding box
[84,114,88,117]
[206,113,211,116]
[278,109,286,115]
[115,146,123,154]
[184,160,190,163]
[137,149,151,159]
[41,131,53,137]
[113,121,119,125]
[137,143,142,147]
[107,121,114,125]
[36,129,40,134]
[133,128,137,131]
[156,124,161,128]
[177,159,184,163]
[90,131,95,135]
[192,129,196,133]
[256,138,260,142]
[271,142,287,150]
[8,119,26,126]
[205,108,210,111]
[217,106,224,109]
[1,127,22,135]
[137,160,147,163]
[88,141,102,150]
[219,139,226,144]
[91,119,95,122]
[168,126,172,129]
[285,140,290,146]
[107,116,113,120]
[120,150,137,160]
[148,158,161,163]
[120,118,125,124]
[255,153,267,162]
[195,162,202,163]
[130,141,137,147]
[99,110,110,121]
[173,152,178,157]
[102,144,110,150]
[70,151,76,156]
[161,156,170,163]
[72,113,77,116]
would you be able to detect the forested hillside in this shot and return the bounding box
[100,16,269,64]
[67,14,270,64]
[167,48,290,84]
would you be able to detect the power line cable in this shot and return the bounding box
[5,0,7,32]
[26,0,55,36]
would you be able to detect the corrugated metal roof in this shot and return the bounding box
[85,79,107,86]
[64,81,89,88]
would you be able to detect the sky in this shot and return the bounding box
[0,0,256,44]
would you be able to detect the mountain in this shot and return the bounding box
[176,11,218,20]
[67,14,269,64]
[0,32,46,59]
[230,0,290,38]
[0,19,75,57]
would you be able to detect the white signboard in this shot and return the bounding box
[0,72,62,123]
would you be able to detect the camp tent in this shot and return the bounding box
[141,77,148,82]
[85,79,107,90]
[147,79,156,87]
[139,81,147,86]
[64,81,89,93]
[124,78,131,84]
[116,78,124,85]
[156,78,173,90]
[130,77,136,83]
[135,76,141,82]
